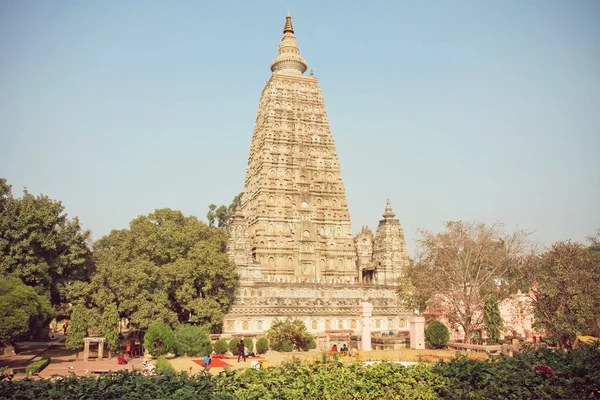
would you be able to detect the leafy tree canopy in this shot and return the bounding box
[398,221,530,343]
[524,239,600,349]
[206,192,242,229]
[71,208,238,331]
[0,177,93,306]
[267,318,314,352]
[0,277,53,344]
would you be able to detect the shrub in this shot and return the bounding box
[214,339,228,354]
[266,318,314,352]
[174,324,211,357]
[25,358,49,375]
[1,346,599,399]
[281,340,293,352]
[229,338,240,356]
[307,338,317,350]
[256,337,269,354]
[245,340,254,354]
[155,356,175,375]
[425,321,450,349]
[144,323,175,357]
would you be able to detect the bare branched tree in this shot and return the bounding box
[398,221,531,343]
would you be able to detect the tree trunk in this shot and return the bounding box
[464,326,472,344]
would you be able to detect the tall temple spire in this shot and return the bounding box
[270,13,308,75]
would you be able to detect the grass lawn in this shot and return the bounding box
[165,348,489,374]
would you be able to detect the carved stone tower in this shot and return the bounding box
[224,15,411,337]
[373,200,411,284]
[238,13,356,282]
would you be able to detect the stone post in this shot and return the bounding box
[359,302,373,351]
[98,338,104,360]
[409,316,425,349]
[83,339,90,362]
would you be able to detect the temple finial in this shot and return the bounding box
[271,14,308,75]
[283,13,294,34]
[382,199,396,219]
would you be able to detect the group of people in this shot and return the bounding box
[331,344,349,355]
[115,330,146,365]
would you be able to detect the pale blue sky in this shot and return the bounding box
[1,1,599,255]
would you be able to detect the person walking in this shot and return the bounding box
[237,339,246,362]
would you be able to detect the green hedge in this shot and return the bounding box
[213,339,228,355]
[228,338,240,356]
[425,321,450,349]
[155,356,175,376]
[255,337,269,355]
[25,358,50,375]
[1,344,599,399]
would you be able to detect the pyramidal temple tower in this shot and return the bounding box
[225,15,411,336]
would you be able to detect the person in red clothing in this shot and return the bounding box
[117,352,128,365]
[331,344,338,352]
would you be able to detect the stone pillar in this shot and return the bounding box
[98,338,104,360]
[409,316,425,349]
[83,339,90,362]
[359,302,373,351]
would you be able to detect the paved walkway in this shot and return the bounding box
[36,346,146,379]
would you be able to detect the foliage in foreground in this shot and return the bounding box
[1,345,599,399]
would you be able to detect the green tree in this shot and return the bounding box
[524,240,600,349]
[206,192,243,229]
[100,303,120,358]
[0,277,53,345]
[74,208,238,331]
[173,324,211,357]
[266,319,314,352]
[0,177,93,306]
[483,294,503,345]
[398,221,529,343]
[66,305,88,360]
